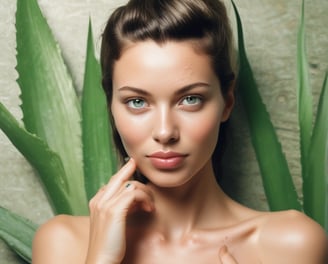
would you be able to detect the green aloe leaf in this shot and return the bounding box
[297,0,313,174]
[303,72,328,229]
[0,102,77,214]
[297,0,328,229]
[82,20,117,201]
[16,0,87,214]
[231,1,301,211]
[0,206,37,263]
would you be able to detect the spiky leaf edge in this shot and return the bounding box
[231,1,301,211]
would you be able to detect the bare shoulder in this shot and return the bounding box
[32,214,90,264]
[257,210,328,264]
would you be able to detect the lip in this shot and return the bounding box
[146,151,188,170]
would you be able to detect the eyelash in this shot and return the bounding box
[126,98,148,109]
[179,95,203,106]
[124,94,204,111]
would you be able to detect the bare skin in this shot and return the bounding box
[32,161,327,264]
[32,41,328,264]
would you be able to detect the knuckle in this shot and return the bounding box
[93,202,103,212]
[88,198,96,208]
[90,201,112,217]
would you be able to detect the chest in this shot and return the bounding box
[122,237,260,264]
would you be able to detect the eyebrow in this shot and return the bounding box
[118,82,210,96]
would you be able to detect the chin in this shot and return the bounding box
[140,169,194,189]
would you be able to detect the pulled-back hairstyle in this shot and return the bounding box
[100,0,235,182]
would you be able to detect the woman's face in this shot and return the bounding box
[111,41,233,187]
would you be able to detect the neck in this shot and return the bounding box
[145,164,229,240]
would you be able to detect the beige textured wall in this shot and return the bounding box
[0,0,327,262]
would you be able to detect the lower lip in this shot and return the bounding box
[148,156,186,170]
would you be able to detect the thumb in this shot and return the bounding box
[219,245,238,264]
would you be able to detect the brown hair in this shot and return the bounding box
[100,0,235,182]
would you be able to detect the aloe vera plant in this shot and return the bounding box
[232,0,328,230]
[0,0,116,261]
[82,20,118,201]
[15,0,88,216]
[232,1,302,212]
[0,0,327,263]
[297,1,328,229]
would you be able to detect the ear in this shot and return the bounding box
[221,82,235,122]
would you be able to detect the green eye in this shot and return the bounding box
[181,96,202,105]
[127,98,146,109]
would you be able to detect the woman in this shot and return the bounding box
[32,0,328,263]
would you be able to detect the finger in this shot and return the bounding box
[219,246,238,264]
[98,180,154,212]
[99,174,154,208]
[124,182,155,212]
[103,186,155,217]
[90,180,155,217]
[110,158,136,183]
[122,180,154,201]
[91,159,137,203]
[100,159,136,200]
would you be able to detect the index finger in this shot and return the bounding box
[92,158,137,201]
[109,158,137,184]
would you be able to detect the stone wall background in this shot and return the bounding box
[0,0,327,262]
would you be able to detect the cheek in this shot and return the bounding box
[112,113,149,154]
[189,116,220,149]
[184,104,222,143]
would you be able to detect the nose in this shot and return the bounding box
[152,106,179,144]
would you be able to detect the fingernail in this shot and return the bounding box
[124,156,130,163]
[220,245,228,256]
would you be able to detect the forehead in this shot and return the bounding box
[112,40,218,89]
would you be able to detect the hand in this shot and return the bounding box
[85,158,154,264]
[219,245,238,264]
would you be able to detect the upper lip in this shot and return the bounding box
[147,151,187,159]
